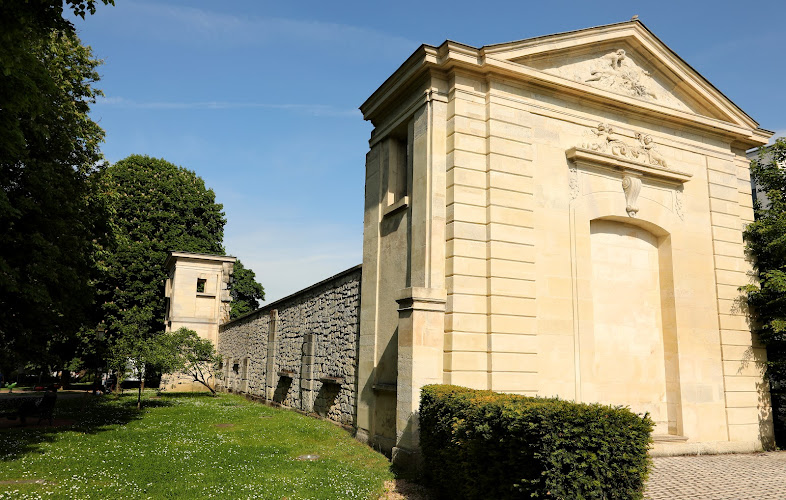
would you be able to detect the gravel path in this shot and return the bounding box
[380,452,786,499]
[645,452,786,500]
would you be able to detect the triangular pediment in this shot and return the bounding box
[511,42,698,114]
[362,21,769,147]
[480,21,757,128]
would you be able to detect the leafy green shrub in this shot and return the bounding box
[420,385,653,499]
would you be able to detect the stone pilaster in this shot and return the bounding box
[392,80,449,467]
[356,143,382,445]
[300,332,317,412]
[393,287,446,466]
[713,152,773,447]
[485,81,537,394]
[445,72,491,389]
[265,309,278,401]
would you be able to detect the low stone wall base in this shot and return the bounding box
[159,372,213,393]
[354,428,370,445]
[391,446,423,477]
[651,440,764,457]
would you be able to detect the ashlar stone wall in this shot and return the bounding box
[358,20,774,460]
[217,265,361,426]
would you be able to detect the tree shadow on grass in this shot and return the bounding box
[0,393,173,462]
[156,392,217,399]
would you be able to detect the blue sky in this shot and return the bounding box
[71,0,786,302]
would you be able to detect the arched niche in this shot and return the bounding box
[569,187,684,437]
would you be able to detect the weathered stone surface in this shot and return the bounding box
[217,266,361,425]
[358,20,773,458]
[192,21,776,461]
[161,251,236,393]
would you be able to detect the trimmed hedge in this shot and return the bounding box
[419,385,653,499]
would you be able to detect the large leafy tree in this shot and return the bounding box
[96,155,265,385]
[230,260,265,319]
[743,138,786,443]
[0,1,113,371]
[96,155,227,345]
[744,138,786,378]
[2,1,114,36]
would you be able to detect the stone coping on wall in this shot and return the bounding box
[220,264,363,329]
[164,250,237,269]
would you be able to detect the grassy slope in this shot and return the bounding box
[0,392,393,499]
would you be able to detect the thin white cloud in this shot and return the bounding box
[105,1,417,55]
[95,96,360,117]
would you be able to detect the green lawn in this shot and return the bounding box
[0,392,393,499]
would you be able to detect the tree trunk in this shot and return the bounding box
[137,377,145,410]
[116,372,125,394]
[194,376,217,396]
[192,364,217,396]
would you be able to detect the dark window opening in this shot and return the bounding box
[386,135,409,206]
[196,278,206,293]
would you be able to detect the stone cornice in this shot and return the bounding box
[165,251,236,270]
[359,45,440,121]
[395,287,447,312]
[219,264,363,329]
[478,57,767,148]
[566,147,692,184]
[360,21,771,149]
[367,85,448,147]
[485,21,760,131]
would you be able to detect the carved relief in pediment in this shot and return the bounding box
[583,49,660,101]
[519,48,691,112]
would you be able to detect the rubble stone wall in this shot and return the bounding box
[217,265,361,426]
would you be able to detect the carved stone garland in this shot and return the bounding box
[675,187,685,221]
[581,123,668,168]
[569,165,579,200]
[568,124,692,218]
